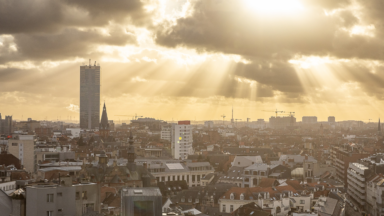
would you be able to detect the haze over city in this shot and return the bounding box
[2,0,384,121]
[5,1,384,216]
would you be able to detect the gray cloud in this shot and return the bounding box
[0,0,150,34]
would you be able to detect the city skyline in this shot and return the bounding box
[2,0,384,121]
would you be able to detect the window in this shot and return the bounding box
[196,198,199,203]
[188,198,192,202]
[222,205,226,212]
[300,200,305,204]
[230,205,234,212]
[240,193,244,200]
[276,206,281,213]
[76,192,80,200]
[82,191,87,200]
[238,162,240,165]
[230,193,234,200]
[57,192,62,197]
[181,198,185,202]
[47,211,53,216]
[47,194,54,202]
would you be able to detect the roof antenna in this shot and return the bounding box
[89,59,91,68]
[94,61,96,66]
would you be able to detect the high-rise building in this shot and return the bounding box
[328,116,335,123]
[171,121,193,160]
[0,113,12,135]
[80,61,100,129]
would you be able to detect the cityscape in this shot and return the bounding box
[2,0,384,216]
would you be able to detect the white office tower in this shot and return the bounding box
[171,121,193,160]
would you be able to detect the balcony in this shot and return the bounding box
[348,169,365,182]
[347,174,365,188]
[347,179,366,194]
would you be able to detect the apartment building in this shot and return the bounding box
[347,162,371,208]
[26,177,100,216]
[7,135,37,173]
[171,121,193,160]
[330,145,369,185]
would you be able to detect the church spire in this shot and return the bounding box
[379,118,381,132]
[99,102,110,138]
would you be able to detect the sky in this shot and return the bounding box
[1,0,384,122]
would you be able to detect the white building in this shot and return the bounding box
[143,161,214,187]
[161,125,172,142]
[347,162,370,208]
[171,121,193,160]
[66,128,81,138]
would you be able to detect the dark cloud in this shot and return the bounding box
[0,0,150,34]
[0,28,136,63]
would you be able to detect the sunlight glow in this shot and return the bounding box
[244,0,304,15]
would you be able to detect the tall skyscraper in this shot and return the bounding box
[80,60,100,129]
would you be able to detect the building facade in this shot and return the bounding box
[80,62,100,129]
[7,135,37,173]
[26,178,100,216]
[171,121,193,160]
[121,188,162,216]
[347,162,371,208]
[330,146,369,185]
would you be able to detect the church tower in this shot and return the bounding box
[99,103,110,139]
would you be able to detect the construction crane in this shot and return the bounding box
[262,109,285,117]
[115,114,143,120]
[221,115,226,125]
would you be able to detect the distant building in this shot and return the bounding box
[0,114,12,135]
[204,121,214,128]
[131,118,166,131]
[80,62,100,129]
[302,116,317,124]
[7,135,36,173]
[171,121,193,160]
[121,188,162,216]
[269,116,295,129]
[328,116,335,123]
[16,118,40,133]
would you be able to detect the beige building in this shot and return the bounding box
[7,135,37,173]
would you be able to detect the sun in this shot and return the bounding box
[243,0,304,15]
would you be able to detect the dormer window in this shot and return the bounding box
[230,193,234,200]
[240,193,244,200]
[196,198,199,203]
